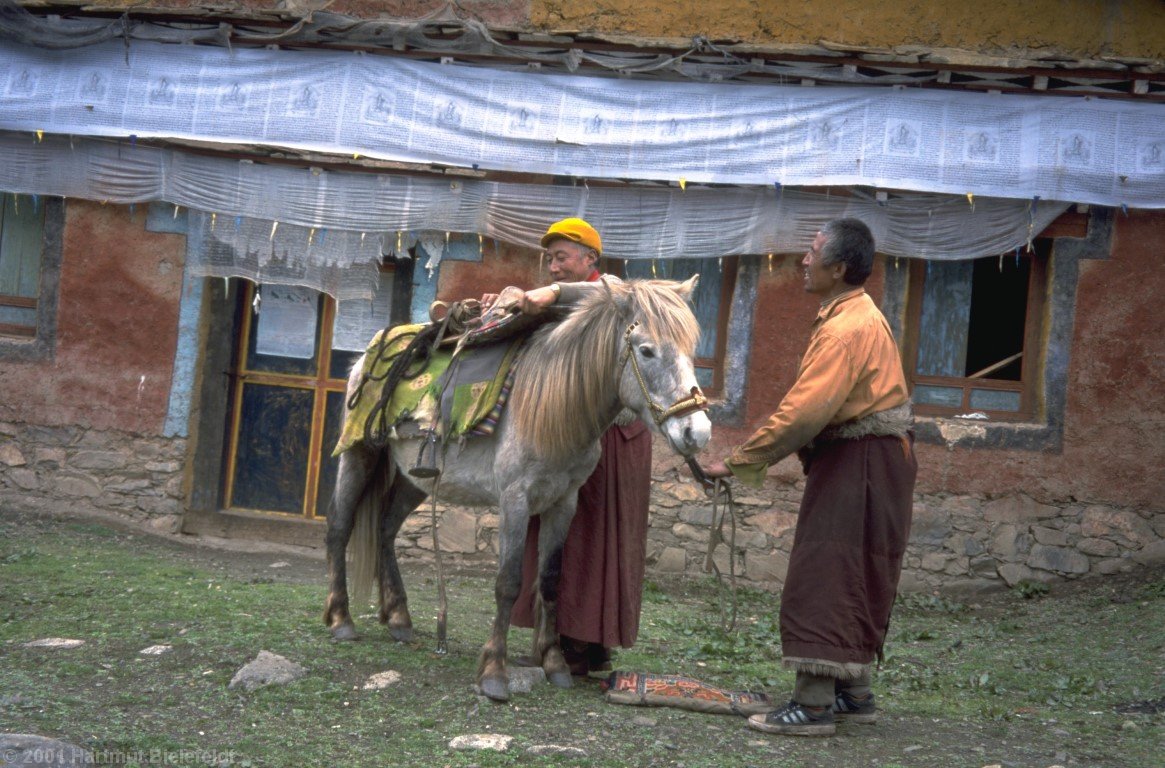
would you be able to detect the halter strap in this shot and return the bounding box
[619,321,709,428]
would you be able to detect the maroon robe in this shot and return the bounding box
[780,433,917,669]
[510,419,652,648]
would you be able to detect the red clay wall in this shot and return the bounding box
[695,213,1165,513]
[0,201,185,435]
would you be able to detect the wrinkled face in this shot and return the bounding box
[801,230,845,296]
[546,238,598,282]
[618,322,711,457]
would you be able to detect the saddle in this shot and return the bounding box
[332,287,554,462]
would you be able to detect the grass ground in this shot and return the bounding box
[1,506,1162,768]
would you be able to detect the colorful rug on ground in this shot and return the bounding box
[602,671,775,716]
[333,323,522,455]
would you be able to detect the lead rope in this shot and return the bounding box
[430,459,449,655]
[702,476,738,633]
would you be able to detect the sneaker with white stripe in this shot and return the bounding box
[832,689,878,724]
[747,700,836,736]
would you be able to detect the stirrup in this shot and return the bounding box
[409,430,441,478]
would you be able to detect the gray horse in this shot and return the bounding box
[324,277,712,701]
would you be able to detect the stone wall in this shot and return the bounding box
[336,454,1165,594]
[0,421,187,535]
[3,417,1161,592]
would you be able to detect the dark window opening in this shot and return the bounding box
[907,241,1049,420]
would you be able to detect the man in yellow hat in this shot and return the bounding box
[508,217,653,676]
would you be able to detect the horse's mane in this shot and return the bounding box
[509,278,700,462]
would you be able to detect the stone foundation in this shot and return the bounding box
[2,421,1162,593]
[0,421,187,534]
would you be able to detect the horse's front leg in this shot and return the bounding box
[324,446,376,641]
[532,496,578,689]
[377,470,426,642]
[476,490,530,702]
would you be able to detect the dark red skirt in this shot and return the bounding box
[780,434,917,667]
[510,420,652,648]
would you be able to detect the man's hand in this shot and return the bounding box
[518,285,559,315]
[480,292,500,310]
[699,459,733,479]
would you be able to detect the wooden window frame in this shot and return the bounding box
[224,266,398,519]
[902,244,1049,422]
[0,195,61,361]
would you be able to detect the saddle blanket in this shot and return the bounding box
[333,323,522,455]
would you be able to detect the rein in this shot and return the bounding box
[618,321,709,429]
[701,476,739,632]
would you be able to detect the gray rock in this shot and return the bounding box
[997,562,1034,586]
[362,670,403,690]
[527,744,588,757]
[228,650,306,691]
[506,666,546,694]
[1027,544,1090,574]
[0,734,90,767]
[448,734,513,751]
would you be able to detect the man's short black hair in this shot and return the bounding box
[821,218,875,286]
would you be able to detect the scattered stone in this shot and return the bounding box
[0,734,90,767]
[632,715,658,727]
[147,515,181,534]
[269,561,291,568]
[228,650,306,691]
[362,670,403,690]
[448,733,513,751]
[506,666,546,694]
[527,744,587,757]
[23,638,85,649]
[139,644,173,656]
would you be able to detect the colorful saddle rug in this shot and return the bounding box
[602,671,774,716]
[333,323,523,456]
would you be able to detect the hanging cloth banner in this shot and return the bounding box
[0,134,1071,270]
[0,39,1161,208]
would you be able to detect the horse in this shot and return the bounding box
[323,276,712,702]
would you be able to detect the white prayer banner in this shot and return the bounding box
[0,39,1162,207]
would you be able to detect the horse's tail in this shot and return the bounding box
[349,452,392,611]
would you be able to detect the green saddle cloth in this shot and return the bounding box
[334,324,522,456]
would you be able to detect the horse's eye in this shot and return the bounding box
[639,345,656,359]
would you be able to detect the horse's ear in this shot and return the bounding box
[599,275,621,307]
[677,274,699,301]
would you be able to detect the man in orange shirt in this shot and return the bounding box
[701,218,916,736]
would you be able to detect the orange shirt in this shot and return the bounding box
[727,288,909,484]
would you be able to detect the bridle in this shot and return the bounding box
[618,321,709,429]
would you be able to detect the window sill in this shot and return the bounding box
[913,414,1062,453]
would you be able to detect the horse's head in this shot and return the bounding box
[610,276,712,457]
[511,275,712,461]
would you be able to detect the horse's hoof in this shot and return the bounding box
[330,624,359,642]
[389,625,414,643]
[479,676,510,702]
[547,670,573,690]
